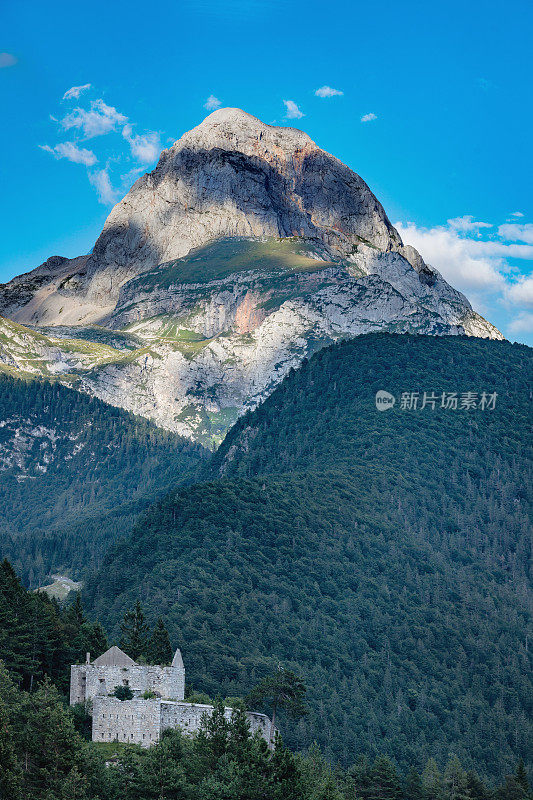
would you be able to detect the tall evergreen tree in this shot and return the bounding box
[347,754,372,799]
[119,600,149,660]
[423,758,444,800]
[0,559,38,684]
[405,766,424,800]
[146,617,173,664]
[368,755,403,800]
[515,760,532,795]
[135,729,188,800]
[310,773,345,800]
[0,696,22,799]
[270,737,303,800]
[82,621,108,661]
[20,678,90,799]
[443,756,470,800]
[466,772,490,800]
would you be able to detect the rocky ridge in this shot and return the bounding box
[0,109,502,444]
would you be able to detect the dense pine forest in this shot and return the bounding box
[1,559,531,800]
[0,374,206,586]
[83,335,532,779]
[0,333,531,796]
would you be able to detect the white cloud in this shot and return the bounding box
[122,124,161,163]
[510,211,524,218]
[478,77,496,92]
[63,84,92,101]
[497,223,533,244]
[396,221,506,292]
[315,85,343,98]
[40,141,98,167]
[361,113,377,123]
[0,52,17,68]
[43,87,167,206]
[61,99,128,138]
[204,95,221,111]
[507,276,533,307]
[447,215,492,234]
[396,217,533,341]
[89,169,119,205]
[283,100,304,119]
[508,312,533,333]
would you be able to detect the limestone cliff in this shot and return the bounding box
[0,109,502,445]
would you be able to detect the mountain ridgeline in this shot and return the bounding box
[0,109,500,445]
[84,333,533,779]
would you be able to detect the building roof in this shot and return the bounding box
[92,646,136,667]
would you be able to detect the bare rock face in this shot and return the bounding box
[0,108,503,444]
[1,108,412,325]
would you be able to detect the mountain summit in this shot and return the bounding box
[2,107,416,325]
[0,109,502,443]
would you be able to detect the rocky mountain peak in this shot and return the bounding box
[177,107,316,156]
[0,108,503,444]
[1,108,417,326]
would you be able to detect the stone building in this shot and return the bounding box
[70,645,185,705]
[70,646,273,748]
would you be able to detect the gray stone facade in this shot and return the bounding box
[70,645,273,748]
[70,646,185,705]
[92,697,273,747]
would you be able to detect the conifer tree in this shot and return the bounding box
[368,755,403,800]
[228,701,252,754]
[146,617,173,664]
[310,773,345,800]
[0,559,37,683]
[84,621,108,660]
[348,754,372,799]
[21,678,90,799]
[0,697,22,799]
[422,758,444,800]
[494,775,531,800]
[70,593,85,626]
[515,760,532,795]
[405,765,424,800]
[443,755,470,800]
[119,600,149,660]
[139,729,187,800]
[466,772,490,800]
[270,737,303,800]
[194,696,231,772]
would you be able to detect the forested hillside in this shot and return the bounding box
[1,558,531,799]
[0,374,206,585]
[84,334,532,780]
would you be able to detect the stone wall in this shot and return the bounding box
[70,663,185,705]
[91,697,274,748]
[92,697,162,746]
[161,702,272,741]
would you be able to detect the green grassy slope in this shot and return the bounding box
[127,237,337,290]
[84,334,532,777]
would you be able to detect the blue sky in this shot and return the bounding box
[1,0,532,343]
